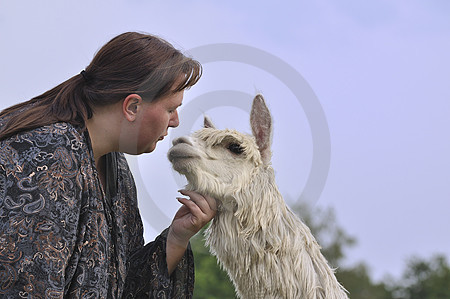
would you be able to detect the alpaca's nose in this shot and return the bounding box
[172,136,193,146]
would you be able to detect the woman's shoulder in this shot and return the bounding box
[0,122,89,185]
[1,122,88,154]
[32,121,83,135]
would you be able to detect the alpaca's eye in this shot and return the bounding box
[227,143,244,155]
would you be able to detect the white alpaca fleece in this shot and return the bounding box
[168,94,348,299]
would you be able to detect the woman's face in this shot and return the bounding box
[123,91,183,155]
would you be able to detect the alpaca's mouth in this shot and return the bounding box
[167,143,200,162]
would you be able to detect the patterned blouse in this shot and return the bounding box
[0,122,194,298]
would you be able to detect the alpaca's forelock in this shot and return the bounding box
[183,128,263,201]
[194,128,263,166]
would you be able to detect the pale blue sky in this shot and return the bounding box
[1,0,449,282]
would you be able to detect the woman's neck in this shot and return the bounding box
[85,104,121,162]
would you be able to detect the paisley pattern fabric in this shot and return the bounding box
[0,122,194,298]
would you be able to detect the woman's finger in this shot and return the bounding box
[176,196,202,215]
[200,193,217,212]
[176,197,213,228]
[178,190,217,214]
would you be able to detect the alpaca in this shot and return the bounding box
[168,94,348,299]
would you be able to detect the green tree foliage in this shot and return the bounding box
[391,254,450,299]
[336,263,393,299]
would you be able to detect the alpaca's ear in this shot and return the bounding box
[204,115,216,129]
[250,94,273,164]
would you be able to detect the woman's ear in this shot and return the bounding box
[122,94,143,122]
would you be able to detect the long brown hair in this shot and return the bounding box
[0,32,202,141]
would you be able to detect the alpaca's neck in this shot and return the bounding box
[202,168,348,299]
[204,168,309,264]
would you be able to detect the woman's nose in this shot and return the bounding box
[169,110,180,128]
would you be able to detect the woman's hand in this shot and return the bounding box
[166,190,217,274]
[169,190,217,245]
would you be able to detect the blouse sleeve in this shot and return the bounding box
[113,153,195,298]
[0,126,85,297]
[123,228,195,298]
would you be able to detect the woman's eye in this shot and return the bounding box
[227,143,244,155]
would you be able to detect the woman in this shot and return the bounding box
[0,32,216,298]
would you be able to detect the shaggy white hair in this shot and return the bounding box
[168,94,348,299]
